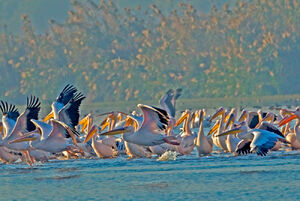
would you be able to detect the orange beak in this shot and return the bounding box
[278,114,297,127]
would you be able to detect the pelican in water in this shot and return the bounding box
[1,97,54,164]
[217,123,286,156]
[80,114,118,158]
[195,109,213,156]
[100,104,179,146]
[223,109,242,154]
[174,110,196,155]
[207,107,229,152]
[9,118,82,156]
[278,108,300,149]
[0,102,22,163]
[149,89,182,156]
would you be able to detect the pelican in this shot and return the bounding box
[278,108,300,149]
[174,110,196,155]
[217,125,286,156]
[81,114,118,158]
[9,119,82,155]
[223,109,242,154]
[43,84,85,134]
[207,107,229,152]
[100,104,179,146]
[95,113,152,159]
[0,101,22,163]
[195,109,213,156]
[0,96,47,165]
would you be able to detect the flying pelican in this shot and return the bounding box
[195,109,213,156]
[278,108,300,149]
[43,84,85,136]
[217,125,286,156]
[100,104,179,146]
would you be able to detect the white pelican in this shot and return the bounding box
[9,119,82,155]
[0,101,22,163]
[80,114,118,158]
[223,110,242,154]
[85,113,152,159]
[278,108,300,149]
[174,110,195,155]
[195,109,213,156]
[43,84,85,134]
[217,126,286,156]
[1,96,44,165]
[207,107,229,152]
[100,104,179,146]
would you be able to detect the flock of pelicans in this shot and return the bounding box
[0,85,299,166]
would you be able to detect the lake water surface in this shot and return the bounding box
[0,149,299,201]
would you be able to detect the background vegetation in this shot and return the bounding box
[0,0,299,108]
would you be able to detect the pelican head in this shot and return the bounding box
[209,107,225,122]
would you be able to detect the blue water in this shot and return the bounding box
[0,149,299,201]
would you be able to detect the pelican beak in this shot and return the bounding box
[255,113,273,128]
[224,113,235,130]
[43,112,54,122]
[124,117,133,127]
[278,114,297,127]
[8,134,37,144]
[238,110,247,122]
[198,110,204,123]
[207,121,219,136]
[84,126,98,144]
[175,112,188,127]
[100,121,110,132]
[117,113,123,122]
[209,108,224,122]
[100,127,131,136]
[79,115,90,133]
[216,127,243,137]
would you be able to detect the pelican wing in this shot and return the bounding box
[0,101,19,121]
[159,89,175,118]
[171,88,182,109]
[250,129,284,156]
[31,119,53,140]
[235,139,251,155]
[257,122,284,138]
[7,96,41,140]
[138,104,169,132]
[58,92,85,128]
[56,84,77,105]
[0,101,19,138]
[25,96,41,132]
[48,120,79,143]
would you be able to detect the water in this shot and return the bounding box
[0,150,299,201]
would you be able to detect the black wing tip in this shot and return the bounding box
[27,95,41,109]
[56,84,78,104]
[0,100,20,120]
